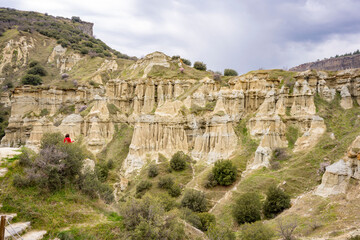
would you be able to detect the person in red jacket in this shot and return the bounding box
[63,134,73,143]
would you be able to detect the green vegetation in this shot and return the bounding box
[181,58,191,66]
[232,192,262,225]
[190,101,216,115]
[158,175,174,189]
[212,159,237,186]
[0,8,133,59]
[240,222,274,240]
[286,125,300,149]
[224,69,238,76]
[263,186,291,218]
[170,151,190,171]
[0,104,10,139]
[21,74,42,85]
[135,180,152,198]
[181,189,208,212]
[121,197,185,239]
[147,164,159,178]
[12,133,113,202]
[107,103,120,115]
[193,61,207,71]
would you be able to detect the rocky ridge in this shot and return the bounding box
[2,48,360,190]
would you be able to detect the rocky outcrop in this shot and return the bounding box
[2,52,360,181]
[0,36,34,73]
[290,54,360,72]
[48,44,82,73]
[315,135,360,197]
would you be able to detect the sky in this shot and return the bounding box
[2,0,360,74]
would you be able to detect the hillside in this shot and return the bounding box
[1,8,360,240]
[290,53,360,71]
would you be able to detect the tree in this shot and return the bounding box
[27,65,47,76]
[181,189,208,212]
[212,160,237,186]
[240,222,274,240]
[170,151,190,171]
[181,58,191,66]
[21,74,42,85]
[224,69,238,76]
[232,192,262,225]
[263,186,291,219]
[193,61,207,71]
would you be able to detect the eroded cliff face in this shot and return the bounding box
[2,52,360,185]
[290,54,360,72]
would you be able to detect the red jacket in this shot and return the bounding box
[63,137,72,143]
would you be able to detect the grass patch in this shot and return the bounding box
[286,125,300,149]
[97,124,133,179]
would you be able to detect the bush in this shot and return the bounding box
[79,171,114,203]
[197,212,216,231]
[158,176,174,189]
[121,197,185,239]
[80,47,89,54]
[181,189,208,212]
[263,186,291,219]
[136,180,152,198]
[181,58,191,66]
[28,60,39,68]
[212,160,237,186]
[224,69,238,76]
[204,172,218,188]
[148,164,158,178]
[168,184,181,197]
[95,161,109,182]
[207,223,236,240]
[21,74,42,85]
[232,192,262,225]
[240,222,274,240]
[27,65,47,76]
[193,61,207,71]
[170,151,190,171]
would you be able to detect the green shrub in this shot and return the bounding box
[240,222,274,240]
[348,236,360,240]
[21,74,42,85]
[136,180,152,198]
[168,184,181,197]
[204,172,218,188]
[170,151,190,171]
[95,161,109,182]
[158,176,174,189]
[29,60,39,68]
[79,171,114,203]
[207,223,236,240]
[212,160,237,186]
[80,47,88,54]
[39,108,49,117]
[181,58,191,66]
[224,69,238,76]
[27,65,47,76]
[232,192,262,225]
[148,164,159,178]
[181,189,208,212]
[121,197,185,239]
[193,61,207,71]
[263,186,291,219]
[197,212,216,231]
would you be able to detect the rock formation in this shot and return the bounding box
[290,54,360,72]
[2,51,360,183]
[315,135,360,197]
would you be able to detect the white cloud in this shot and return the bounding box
[2,0,360,73]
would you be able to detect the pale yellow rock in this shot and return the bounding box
[192,116,237,164]
[0,36,35,73]
[294,116,326,152]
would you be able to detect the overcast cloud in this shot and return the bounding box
[2,0,360,74]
